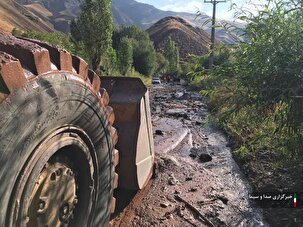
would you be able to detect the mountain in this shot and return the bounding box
[112,0,209,29]
[15,0,211,32]
[0,0,55,34]
[113,0,240,44]
[6,0,240,44]
[147,16,211,60]
[16,0,80,32]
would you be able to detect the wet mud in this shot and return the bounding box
[112,83,268,226]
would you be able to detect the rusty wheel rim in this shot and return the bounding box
[8,127,98,227]
[27,161,77,227]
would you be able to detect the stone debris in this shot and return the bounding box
[168,174,179,185]
[166,109,188,118]
[217,196,229,205]
[123,83,267,227]
[199,153,213,163]
[189,187,198,192]
[174,92,184,98]
[185,176,193,181]
[160,202,170,208]
[155,129,164,135]
[174,190,181,195]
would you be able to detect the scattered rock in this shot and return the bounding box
[189,153,197,158]
[155,129,164,135]
[161,156,181,167]
[174,190,181,194]
[199,153,212,163]
[195,120,203,125]
[160,202,170,208]
[185,176,193,181]
[177,208,185,217]
[167,214,173,219]
[174,92,184,98]
[166,109,188,118]
[162,186,168,191]
[217,196,229,205]
[168,175,179,185]
[189,187,198,192]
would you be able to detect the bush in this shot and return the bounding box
[197,0,303,156]
[12,30,76,53]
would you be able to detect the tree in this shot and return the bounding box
[203,0,303,149]
[164,36,180,75]
[132,39,157,76]
[71,0,113,72]
[231,0,303,125]
[113,26,157,76]
[155,53,169,75]
[117,37,133,75]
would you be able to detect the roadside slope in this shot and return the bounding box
[147,16,211,60]
[0,0,55,34]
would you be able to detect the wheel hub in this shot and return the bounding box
[28,162,77,227]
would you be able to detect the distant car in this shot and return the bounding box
[152,77,161,84]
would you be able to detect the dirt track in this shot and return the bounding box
[112,83,267,226]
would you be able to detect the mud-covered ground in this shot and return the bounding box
[111,83,273,226]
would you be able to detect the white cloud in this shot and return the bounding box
[160,1,203,14]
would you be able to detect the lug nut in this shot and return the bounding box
[63,205,69,215]
[38,200,45,210]
[59,204,70,221]
[50,172,56,181]
[66,168,74,177]
[73,198,78,205]
[56,168,62,176]
[37,200,46,214]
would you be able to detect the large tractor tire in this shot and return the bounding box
[0,35,118,227]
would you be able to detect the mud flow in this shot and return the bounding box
[112,83,268,227]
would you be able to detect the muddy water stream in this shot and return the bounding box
[113,83,268,226]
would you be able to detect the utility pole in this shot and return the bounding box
[204,0,226,69]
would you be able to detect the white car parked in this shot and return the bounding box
[152,77,161,84]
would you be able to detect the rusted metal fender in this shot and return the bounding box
[101,77,154,190]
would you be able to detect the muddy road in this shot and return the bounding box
[112,83,267,226]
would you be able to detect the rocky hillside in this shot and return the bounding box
[0,0,55,34]
[147,17,211,60]
[2,0,240,44]
[112,0,210,30]
[17,0,79,32]
[15,0,211,32]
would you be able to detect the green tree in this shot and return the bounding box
[164,36,180,75]
[71,0,113,72]
[132,39,157,76]
[117,37,133,74]
[113,26,157,76]
[155,53,169,75]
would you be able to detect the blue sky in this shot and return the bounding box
[136,0,267,20]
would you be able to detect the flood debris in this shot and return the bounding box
[160,202,170,208]
[175,195,216,227]
[155,129,164,135]
[168,174,179,185]
[114,83,267,227]
[217,196,229,205]
[199,153,213,163]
